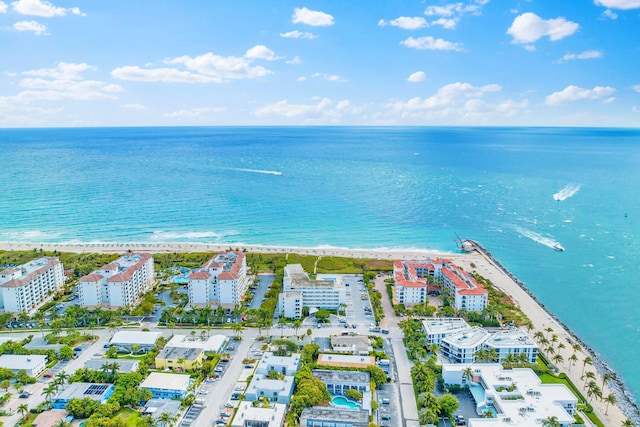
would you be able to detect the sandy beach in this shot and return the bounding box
[0,240,635,424]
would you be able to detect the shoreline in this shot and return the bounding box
[467,240,640,424]
[1,239,638,423]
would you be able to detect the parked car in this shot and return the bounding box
[43,372,53,378]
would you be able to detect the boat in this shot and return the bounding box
[552,243,565,252]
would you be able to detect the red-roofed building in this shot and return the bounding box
[0,257,64,313]
[394,259,487,312]
[78,253,154,308]
[188,252,247,309]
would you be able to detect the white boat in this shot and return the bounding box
[552,243,565,252]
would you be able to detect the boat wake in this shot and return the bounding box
[227,167,283,176]
[553,183,581,201]
[514,226,564,251]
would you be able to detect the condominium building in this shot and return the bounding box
[394,259,488,311]
[231,401,286,427]
[422,318,473,346]
[78,253,154,308]
[441,326,538,364]
[0,257,64,313]
[278,264,346,319]
[442,364,577,427]
[188,252,248,309]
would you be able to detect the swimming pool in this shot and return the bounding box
[332,395,359,409]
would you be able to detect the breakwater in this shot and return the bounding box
[466,239,640,423]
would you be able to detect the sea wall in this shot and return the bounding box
[467,239,640,422]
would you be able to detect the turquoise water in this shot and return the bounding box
[470,385,486,405]
[1,127,640,407]
[332,395,359,408]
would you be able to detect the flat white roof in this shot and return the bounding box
[111,331,162,345]
[166,334,227,352]
[442,326,490,349]
[0,354,46,370]
[484,328,537,349]
[317,353,375,367]
[231,402,286,427]
[444,364,577,427]
[422,317,471,335]
[141,372,191,392]
[257,352,300,372]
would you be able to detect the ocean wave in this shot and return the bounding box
[149,230,240,241]
[513,225,564,251]
[0,230,60,241]
[553,183,581,201]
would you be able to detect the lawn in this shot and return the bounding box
[115,408,143,427]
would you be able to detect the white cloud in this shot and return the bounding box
[280,30,317,39]
[112,50,273,84]
[602,9,618,18]
[595,0,640,9]
[424,3,464,16]
[401,36,463,51]
[422,1,487,28]
[13,20,46,35]
[255,97,360,122]
[0,62,121,103]
[545,85,616,105]
[431,18,458,29]
[244,45,280,61]
[389,82,501,111]
[0,1,7,13]
[12,0,84,17]
[292,7,334,26]
[286,56,302,65]
[123,103,145,110]
[630,84,640,92]
[407,71,426,82]
[296,76,306,82]
[163,107,226,118]
[558,50,602,62]
[311,72,346,82]
[633,106,640,113]
[507,13,579,44]
[378,16,428,30]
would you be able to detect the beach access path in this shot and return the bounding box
[0,240,631,424]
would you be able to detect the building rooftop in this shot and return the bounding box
[317,354,375,368]
[144,398,182,420]
[84,358,139,373]
[257,352,301,372]
[111,330,162,346]
[157,346,203,361]
[443,326,491,349]
[1,257,61,289]
[231,402,287,427]
[312,369,370,384]
[444,364,577,427]
[107,253,152,283]
[141,372,191,392]
[56,382,114,401]
[0,354,47,370]
[284,264,344,290]
[330,335,371,353]
[484,328,537,349]
[31,409,68,427]
[300,406,370,424]
[166,334,228,353]
[422,318,471,335]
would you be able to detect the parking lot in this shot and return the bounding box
[341,275,376,327]
[248,274,274,310]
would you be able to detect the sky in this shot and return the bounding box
[0,0,639,127]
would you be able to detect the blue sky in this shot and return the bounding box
[1,0,639,127]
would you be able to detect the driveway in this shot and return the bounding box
[248,274,274,310]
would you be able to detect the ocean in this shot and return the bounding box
[1,126,640,401]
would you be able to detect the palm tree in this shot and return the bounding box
[232,322,245,340]
[158,411,177,427]
[601,372,614,391]
[54,420,73,427]
[293,319,302,336]
[587,381,602,403]
[551,354,564,366]
[584,371,596,389]
[473,349,488,363]
[42,383,58,402]
[486,348,499,363]
[581,356,593,378]
[544,327,553,338]
[55,371,69,390]
[621,419,634,427]
[542,416,560,427]
[572,343,582,353]
[18,403,29,419]
[604,393,617,415]
[533,331,544,343]
[568,354,578,371]
[462,367,474,385]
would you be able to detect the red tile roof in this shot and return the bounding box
[1,258,61,289]
[189,270,210,280]
[107,253,152,283]
[78,273,104,283]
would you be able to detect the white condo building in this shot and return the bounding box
[78,253,154,308]
[440,326,538,364]
[188,252,247,309]
[278,264,346,319]
[394,259,488,312]
[422,317,474,346]
[0,257,64,313]
[442,364,577,426]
